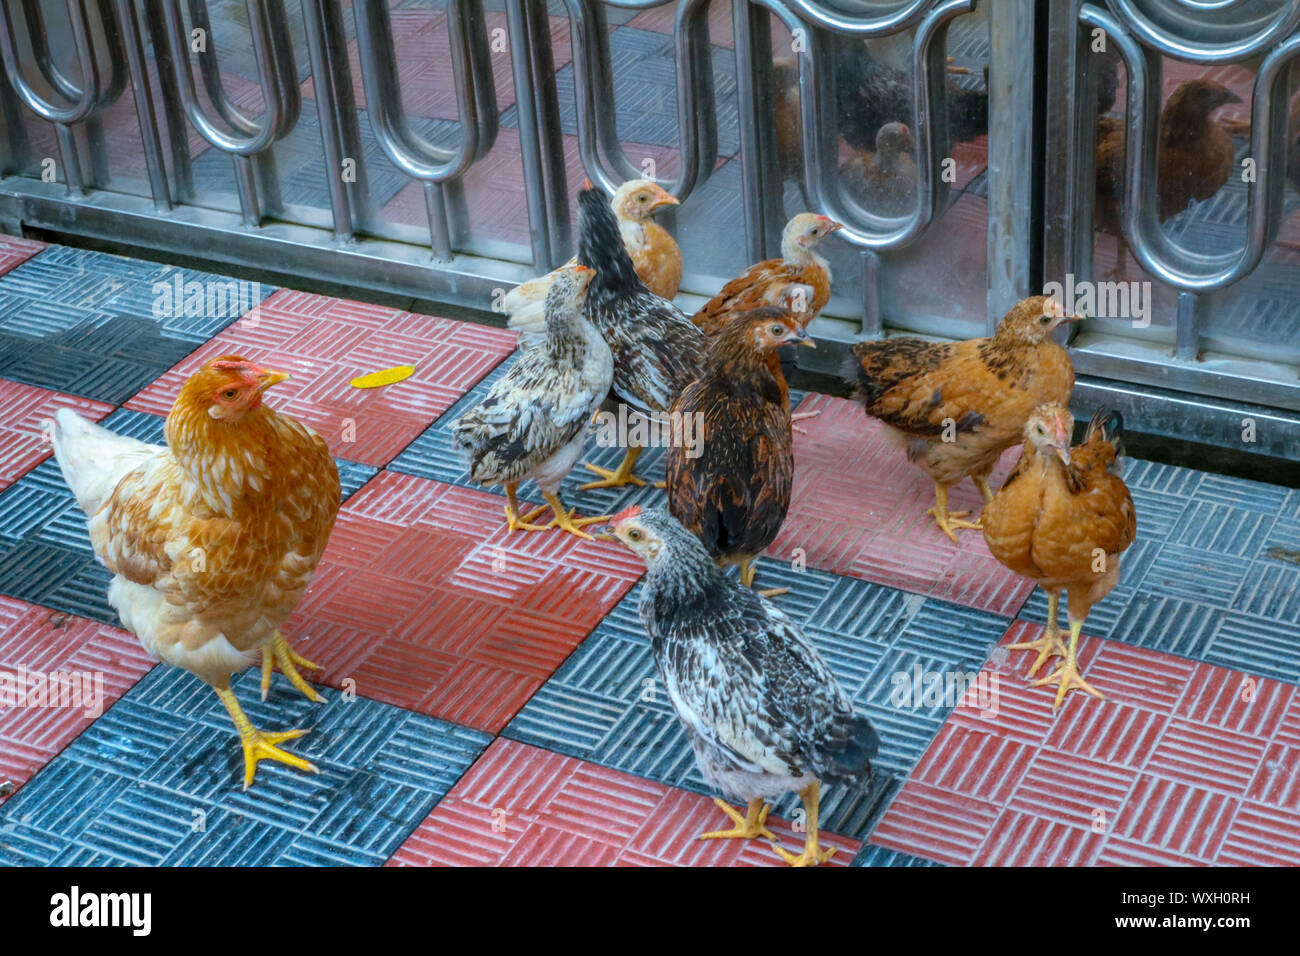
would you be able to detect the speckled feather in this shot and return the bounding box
[576,188,705,414]
[631,511,878,801]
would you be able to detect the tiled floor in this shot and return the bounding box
[0,240,1297,867]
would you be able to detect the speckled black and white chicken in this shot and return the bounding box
[574,185,707,489]
[451,265,613,538]
[604,506,880,866]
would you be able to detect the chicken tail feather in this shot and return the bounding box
[52,407,158,516]
[814,712,881,791]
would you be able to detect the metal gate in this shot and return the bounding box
[1,1,1298,457]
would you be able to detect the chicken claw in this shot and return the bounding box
[771,781,836,867]
[1006,592,1066,679]
[542,492,609,541]
[699,797,779,843]
[1029,621,1105,711]
[580,447,646,489]
[926,482,983,542]
[261,630,325,703]
[215,678,317,790]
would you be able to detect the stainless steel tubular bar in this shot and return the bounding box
[0,0,110,197]
[506,0,562,271]
[353,0,498,262]
[560,0,715,201]
[158,0,299,226]
[300,0,357,241]
[746,0,976,333]
[1105,0,1300,62]
[113,0,173,209]
[1081,3,1297,293]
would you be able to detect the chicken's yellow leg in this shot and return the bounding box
[504,482,549,533]
[1030,618,1106,710]
[541,491,609,540]
[260,630,325,703]
[1006,591,1067,679]
[581,446,647,489]
[699,797,778,843]
[213,676,317,790]
[774,780,837,867]
[973,475,996,506]
[739,556,789,598]
[926,482,982,543]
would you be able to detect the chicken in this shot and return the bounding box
[451,264,612,537]
[692,213,842,339]
[574,184,707,489]
[1095,79,1242,278]
[506,179,681,349]
[603,506,879,866]
[1287,94,1300,194]
[840,121,917,216]
[843,295,1077,541]
[666,307,812,590]
[52,357,340,789]
[982,404,1137,710]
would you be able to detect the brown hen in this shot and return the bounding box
[982,404,1137,710]
[840,122,917,216]
[1095,78,1242,278]
[692,213,842,339]
[844,296,1077,541]
[666,307,813,589]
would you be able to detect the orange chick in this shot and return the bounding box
[52,357,341,789]
[692,213,842,338]
[843,296,1078,541]
[982,404,1137,710]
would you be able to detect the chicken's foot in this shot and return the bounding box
[773,780,836,867]
[973,475,996,506]
[926,483,983,543]
[699,797,779,843]
[540,491,609,541]
[1030,619,1105,711]
[214,677,317,790]
[260,630,324,703]
[504,482,550,533]
[791,408,821,435]
[1006,591,1067,679]
[580,446,647,489]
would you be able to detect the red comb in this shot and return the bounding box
[611,504,641,525]
[584,178,593,190]
[209,358,256,371]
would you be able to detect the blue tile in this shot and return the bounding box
[0,248,276,402]
[851,841,944,867]
[0,667,492,867]
[503,568,1011,841]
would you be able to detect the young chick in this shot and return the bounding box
[452,265,613,538]
[982,404,1136,710]
[604,506,880,866]
[53,357,340,789]
[576,185,707,489]
[692,213,843,339]
[666,308,813,589]
[506,180,681,349]
[844,295,1078,541]
[1095,79,1242,279]
[840,121,917,216]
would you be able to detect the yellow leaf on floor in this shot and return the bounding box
[350,364,416,389]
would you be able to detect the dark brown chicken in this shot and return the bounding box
[982,404,1137,710]
[844,296,1077,542]
[1095,78,1242,278]
[841,121,917,216]
[666,307,813,588]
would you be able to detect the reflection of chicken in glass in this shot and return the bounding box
[1095,78,1242,279]
[841,121,917,216]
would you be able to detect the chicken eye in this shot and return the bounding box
[628,529,642,541]
[770,325,785,336]
[222,388,239,400]
[638,194,648,203]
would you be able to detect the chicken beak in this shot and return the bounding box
[257,368,291,391]
[592,526,618,542]
[795,329,817,348]
[824,219,844,234]
[1054,445,1072,467]
[652,188,680,210]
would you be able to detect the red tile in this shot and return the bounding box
[0,382,115,491]
[125,290,516,467]
[282,472,643,732]
[774,394,1034,615]
[973,809,1103,867]
[871,780,1001,866]
[0,236,46,276]
[389,739,858,867]
[0,597,155,800]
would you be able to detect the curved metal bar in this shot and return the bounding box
[752,0,975,252]
[0,1,103,125]
[779,0,932,34]
[353,0,497,260]
[159,0,294,155]
[1083,3,1296,292]
[561,0,714,200]
[113,0,172,209]
[1105,0,1300,62]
